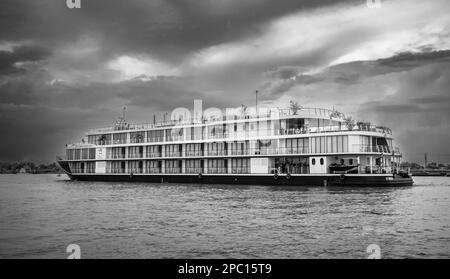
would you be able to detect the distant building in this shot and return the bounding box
[18,166,32,173]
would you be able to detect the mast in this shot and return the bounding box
[255,90,259,117]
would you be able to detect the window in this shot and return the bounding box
[147,130,164,142]
[312,158,316,165]
[320,158,324,165]
[130,132,145,143]
[113,133,127,144]
[311,137,316,153]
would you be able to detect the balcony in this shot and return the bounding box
[231,167,250,174]
[185,167,203,174]
[185,151,203,157]
[146,168,161,174]
[107,168,125,174]
[108,153,125,159]
[147,153,162,158]
[147,137,164,143]
[207,150,227,156]
[130,138,145,144]
[351,145,393,154]
[128,153,143,159]
[165,152,182,158]
[165,168,182,174]
[207,168,228,174]
[112,140,127,145]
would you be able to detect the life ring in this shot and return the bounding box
[286,173,291,180]
[274,173,279,180]
[339,174,345,181]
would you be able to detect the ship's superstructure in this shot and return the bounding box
[57,101,413,186]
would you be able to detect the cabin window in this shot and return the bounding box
[312,158,316,165]
[320,158,324,165]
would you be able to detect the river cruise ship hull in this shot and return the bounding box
[63,173,412,187]
[57,101,413,187]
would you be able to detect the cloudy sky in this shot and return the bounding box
[0,0,449,163]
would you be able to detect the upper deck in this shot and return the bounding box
[80,106,392,139]
[65,105,397,159]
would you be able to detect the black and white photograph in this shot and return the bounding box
[0,0,449,262]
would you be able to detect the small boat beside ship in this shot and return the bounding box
[57,100,413,186]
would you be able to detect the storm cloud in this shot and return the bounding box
[0,0,449,162]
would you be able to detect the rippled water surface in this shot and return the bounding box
[0,174,449,258]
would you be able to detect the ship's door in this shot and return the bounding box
[80,162,85,173]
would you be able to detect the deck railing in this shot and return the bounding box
[81,125,392,147]
[351,145,393,154]
[128,153,143,159]
[66,144,401,161]
[86,107,347,134]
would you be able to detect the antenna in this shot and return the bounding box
[255,90,259,116]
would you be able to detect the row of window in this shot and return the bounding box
[102,159,248,174]
[66,148,95,160]
[311,135,349,154]
[68,162,95,173]
[71,135,393,162]
[70,137,349,161]
[88,118,344,145]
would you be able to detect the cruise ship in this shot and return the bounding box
[57,100,413,186]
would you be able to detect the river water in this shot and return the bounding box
[0,174,449,258]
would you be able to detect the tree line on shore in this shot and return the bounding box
[400,162,450,170]
[0,162,61,174]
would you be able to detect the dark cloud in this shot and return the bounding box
[0,104,113,162]
[356,60,450,162]
[0,45,51,75]
[0,69,114,109]
[0,0,358,64]
[360,103,421,114]
[0,71,237,112]
[378,50,450,68]
[0,0,449,163]
[263,50,450,98]
[410,94,450,104]
[266,66,304,80]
